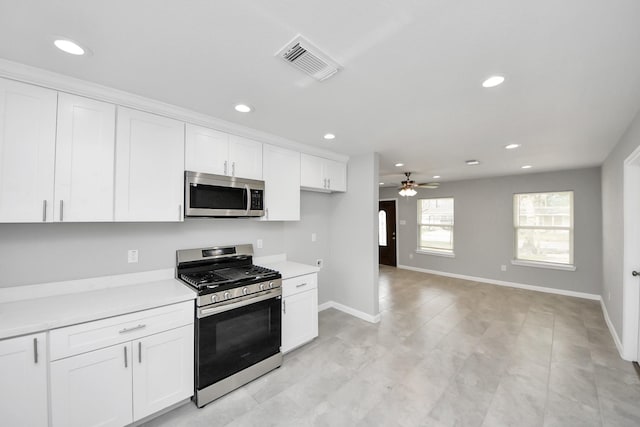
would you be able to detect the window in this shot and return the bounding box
[417,198,454,254]
[378,210,387,246]
[514,191,573,266]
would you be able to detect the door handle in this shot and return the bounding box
[633,271,639,277]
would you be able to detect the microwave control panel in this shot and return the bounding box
[250,189,263,210]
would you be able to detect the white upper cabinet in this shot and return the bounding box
[185,124,262,180]
[0,78,57,222]
[0,332,48,427]
[228,135,263,180]
[185,124,229,175]
[115,107,185,222]
[54,93,116,222]
[300,153,347,192]
[262,144,300,221]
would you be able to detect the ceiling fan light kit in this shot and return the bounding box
[398,172,439,196]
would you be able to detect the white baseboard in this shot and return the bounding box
[600,299,631,360]
[318,301,381,324]
[397,264,601,301]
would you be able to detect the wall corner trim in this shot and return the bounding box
[318,301,381,324]
[600,299,631,361]
[397,264,601,300]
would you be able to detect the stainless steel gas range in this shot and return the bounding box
[176,244,282,407]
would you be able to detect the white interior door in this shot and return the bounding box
[623,146,640,362]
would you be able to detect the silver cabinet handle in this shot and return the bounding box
[119,324,146,334]
[124,346,128,368]
[232,162,236,176]
[224,160,228,175]
[283,299,286,314]
[33,338,38,364]
[59,200,64,221]
[42,200,47,222]
[323,178,327,189]
[296,283,308,288]
[138,342,142,364]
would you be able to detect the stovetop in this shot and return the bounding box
[180,265,280,291]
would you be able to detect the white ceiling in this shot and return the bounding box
[1,0,640,187]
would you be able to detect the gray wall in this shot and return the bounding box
[380,167,602,295]
[327,153,380,317]
[283,191,333,304]
[602,110,640,337]
[0,219,285,287]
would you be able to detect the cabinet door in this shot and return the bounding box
[282,290,318,353]
[51,343,133,427]
[0,333,48,427]
[325,159,347,192]
[115,107,185,221]
[132,325,194,421]
[300,153,325,190]
[228,135,262,180]
[54,93,116,222]
[262,144,300,221]
[185,124,229,175]
[0,78,57,222]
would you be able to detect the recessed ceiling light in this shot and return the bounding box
[234,104,252,113]
[433,175,441,179]
[54,39,85,56]
[379,182,384,185]
[505,143,521,150]
[482,75,505,88]
[323,133,335,140]
[395,163,404,167]
[465,160,481,165]
[521,165,532,169]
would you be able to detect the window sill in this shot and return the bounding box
[510,259,576,271]
[416,249,455,258]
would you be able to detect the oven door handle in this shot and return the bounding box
[198,290,281,318]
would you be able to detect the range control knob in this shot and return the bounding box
[268,282,274,289]
[224,291,231,300]
[242,287,249,295]
[259,283,265,291]
[211,295,218,303]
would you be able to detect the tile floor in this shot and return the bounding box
[144,266,640,426]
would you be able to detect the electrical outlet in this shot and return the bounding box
[501,265,507,272]
[311,233,317,242]
[399,220,407,225]
[316,259,323,269]
[127,249,138,263]
[256,239,263,249]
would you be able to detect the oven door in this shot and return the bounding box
[195,291,281,391]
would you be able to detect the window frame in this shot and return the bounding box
[416,197,455,256]
[512,190,575,269]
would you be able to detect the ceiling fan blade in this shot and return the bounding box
[416,182,440,189]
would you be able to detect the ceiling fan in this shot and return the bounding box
[398,172,440,197]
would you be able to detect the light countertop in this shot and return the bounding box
[0,272,195,340]
[259,259,320,280]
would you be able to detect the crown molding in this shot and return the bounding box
[0,58,349,163]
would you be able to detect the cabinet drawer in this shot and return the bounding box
[50,300,194,360]
[282,273,317,298]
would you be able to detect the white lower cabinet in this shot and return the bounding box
[50,302,194,427]
[281,273,318,353]
[0,332,48,427]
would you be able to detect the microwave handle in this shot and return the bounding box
[245,184,251,214]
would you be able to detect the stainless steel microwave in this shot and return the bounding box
[184,171,264,217]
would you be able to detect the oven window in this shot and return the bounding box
[196,296,281,389]
[190,184,247,210]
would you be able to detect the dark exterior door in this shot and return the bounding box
[379,200,397,266]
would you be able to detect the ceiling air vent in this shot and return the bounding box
[276,35,341,81]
